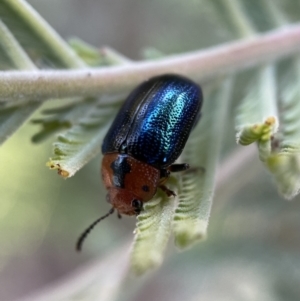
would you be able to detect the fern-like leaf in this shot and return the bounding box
[265,57,300,199]
[130,190,176,275]
[235,65,278,161]
[31,98,97,143]
[173,78,234,249]
[46,103,118,178]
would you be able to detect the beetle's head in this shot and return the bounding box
[107,187,143,216]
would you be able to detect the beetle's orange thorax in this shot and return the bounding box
[101,153,160,215]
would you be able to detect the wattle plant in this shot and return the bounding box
[1,0,300,299]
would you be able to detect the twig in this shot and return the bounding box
[0,24,300,102]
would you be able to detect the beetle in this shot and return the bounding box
[76,74,203,251]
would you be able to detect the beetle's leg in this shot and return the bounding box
[168,163,190,173]
[170,164,206,175]
[160,164,189,178]
[158,173,176,197]
[160,169,170,178]
[159,165,190,196]
[159,184,176,197]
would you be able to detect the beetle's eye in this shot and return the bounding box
[131,199,143,214]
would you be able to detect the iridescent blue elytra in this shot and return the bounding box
[102,74,203,168]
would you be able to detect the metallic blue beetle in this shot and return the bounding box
[101,74,203,216]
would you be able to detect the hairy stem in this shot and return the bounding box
[0,24,300,102]
[0,20,36,70]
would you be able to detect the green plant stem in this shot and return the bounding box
[221,0,256,37]
[3,0,85,69]
[0,20,36,70]
[0,24,300,102]
[260,0,288,27]
[99,46,132,65]
[0,20,39,144]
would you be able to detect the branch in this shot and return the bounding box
[1,24,300,102]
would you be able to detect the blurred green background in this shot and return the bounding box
[1,0,300,300]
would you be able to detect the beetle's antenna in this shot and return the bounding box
[76,207,114,252]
